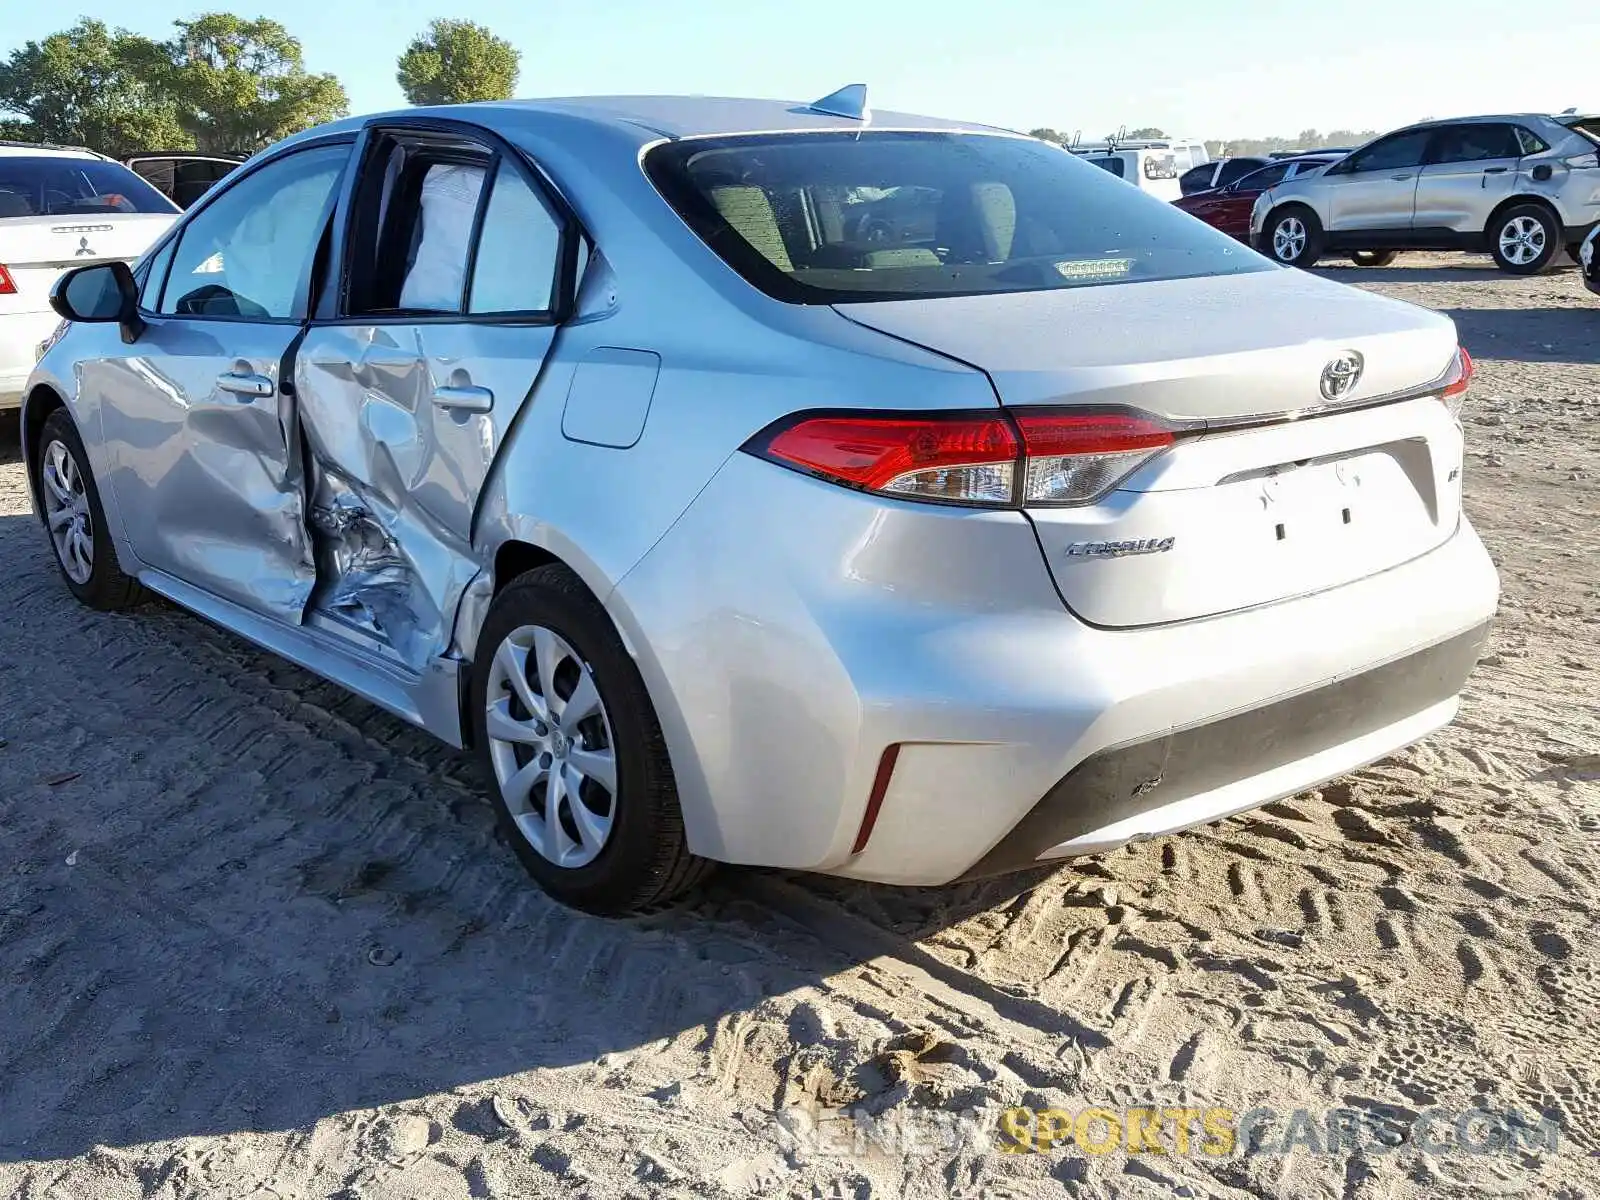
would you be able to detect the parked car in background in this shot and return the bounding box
[22,91,1497,915]
[1251,113,1600,273]
[1176,155,1400,266]
[0,143,179,410]
[1581,224,1599,295]
[1180,156,1270,196]
[125,153,244,209]
[1074,137,1209,202]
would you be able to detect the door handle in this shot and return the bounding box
[216,371,274,398]
[1482,166,1508,174]
[1390,173,1414,181]
[431,384,494,413]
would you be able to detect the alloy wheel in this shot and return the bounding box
[41,439,94,585]
[1498,215,1546,266]
[484,624,618,869]
[1273,216,1307,262]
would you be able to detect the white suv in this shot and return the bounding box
[1250,114,1600,273]
[1,144,179,409]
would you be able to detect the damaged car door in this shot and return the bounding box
[97,140,351,621]
[294,123,575,669]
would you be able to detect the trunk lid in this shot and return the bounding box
[837,269,1466,628]
[0,214,175,313]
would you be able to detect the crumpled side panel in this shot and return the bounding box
[296,326,480,671]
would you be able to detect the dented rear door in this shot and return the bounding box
[294,323,558,667]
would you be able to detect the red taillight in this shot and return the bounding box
[0,265,15,295]
[751,408,1177,507]
[1440,346,1473,416]
[760,413,1020,505]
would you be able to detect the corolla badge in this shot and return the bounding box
[1319,351,1364,402]
[1064,537,1175,559]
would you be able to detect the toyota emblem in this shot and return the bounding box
[1319,352,1364,402]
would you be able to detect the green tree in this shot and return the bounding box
[165,14,348,153]
[1126,126,1167,139]
[0,20,189,157]
[396,19,520,106]
[1028,127,1065,145]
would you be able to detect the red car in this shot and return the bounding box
[1175,155,1340,241]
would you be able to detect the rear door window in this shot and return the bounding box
[1179,163,1217,193]
[1234,161,1293,190]
[1428,123,1521,163]
[1216,158,1263,186]
[646,131,1269,304]
[0,157,178,217]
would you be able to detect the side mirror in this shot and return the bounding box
[50,260,145,345]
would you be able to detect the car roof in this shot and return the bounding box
[1403,112,1577,129]
[0,142,107,160]
[277,93,1019,154]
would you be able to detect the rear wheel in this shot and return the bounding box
[1349,250,1398,267]
[1489,204,1559,274]
[1264,206,1324,268]
[470,564,713,915]
[36,409,143,611]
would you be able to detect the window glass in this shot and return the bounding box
[1235,161,1293,190]
[1179,164,1216,193]
[0,156,178,217]
[159,143,347,319]
[1516,126,1553,154]
[469,161,561,313]
[398,163,487,311]
[138,237,177,309]
[1430,124,1521,163]
[646,132,1269,304]
[1085,155,1126,179]
[1217,158,1263,185]
[1345,131,1431,173]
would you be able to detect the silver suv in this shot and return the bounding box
[1250,113,1600,274]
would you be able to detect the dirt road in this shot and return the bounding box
[1,254,1596,1198]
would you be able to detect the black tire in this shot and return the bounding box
[1260,205,1324,268]
[470,563,713,915]
[35,409,144,611]
[1488,203,1559,275]
[1566,242,1585,266]
[1349,250,1399,267]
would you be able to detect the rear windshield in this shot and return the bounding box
[0,156,179,218]
[645,131,1268,303]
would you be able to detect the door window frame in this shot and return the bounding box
[133,133,357,325]
[317,116,584,328]
[1327,129,1433,176]
[1422,122,1522,166]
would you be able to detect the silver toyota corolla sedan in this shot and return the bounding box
[21,88,1500,914]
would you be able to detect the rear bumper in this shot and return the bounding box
[964,620,1488,877]
[616,452,1500,886]
[0,310,61,408]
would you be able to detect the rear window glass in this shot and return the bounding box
[0,156,179,218]
[1085,155,1126,178]
[646,132,1268,303]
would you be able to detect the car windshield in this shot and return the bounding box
[0,156,179,218]
[645,131,1270,304]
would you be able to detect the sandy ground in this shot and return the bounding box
[0,252,1596,1199]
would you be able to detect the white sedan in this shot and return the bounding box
[1,145,178,409]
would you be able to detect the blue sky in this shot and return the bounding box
[6,0,1598,138]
